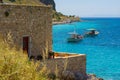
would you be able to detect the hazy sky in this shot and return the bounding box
[54,0,120,17]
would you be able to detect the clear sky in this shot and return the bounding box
[54,0,120,17]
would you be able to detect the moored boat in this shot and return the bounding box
[67,31,83,42]
[84,28,99,37]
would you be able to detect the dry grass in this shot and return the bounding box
[0,34,70,80]
[0,36,48,80]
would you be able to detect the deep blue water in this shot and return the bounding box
[52,18,120,80]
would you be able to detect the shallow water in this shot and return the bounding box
[52,18,120,80]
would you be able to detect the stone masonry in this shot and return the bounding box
[0,4,52,57]
[45,53,86,77]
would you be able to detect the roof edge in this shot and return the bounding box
[0,3,52,8]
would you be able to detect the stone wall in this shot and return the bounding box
[45,53,86,76]
[0,4,52,57]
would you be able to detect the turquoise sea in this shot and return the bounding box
[52,18,120,80]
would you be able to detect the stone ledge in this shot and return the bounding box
[44,52,86,76]
[54,52,85,59]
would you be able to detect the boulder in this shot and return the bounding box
[61,70,75,80]
[74,72,86,80]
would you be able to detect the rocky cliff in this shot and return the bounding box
[3,0,56,10]
[39,0,56,10]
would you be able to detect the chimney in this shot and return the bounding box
[0,0,3,3]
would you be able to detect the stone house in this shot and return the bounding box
[0,2,87,78]
[0,3,52,58]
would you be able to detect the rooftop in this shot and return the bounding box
[0,0,51,7]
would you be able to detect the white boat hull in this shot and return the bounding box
[67,38,82,42]
[85,31,99,37]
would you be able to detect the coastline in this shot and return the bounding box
[52,19,80,25]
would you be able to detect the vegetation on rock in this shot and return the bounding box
[52,10,80,22]
[3,0,44,5]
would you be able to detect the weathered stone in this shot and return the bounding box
[87,74,103,80]
[74,72,86,80]
[61,70,75,80]
[45,54,86,76]
[0,4,52,58]
[90,74,96,77]
[98,78,104,80]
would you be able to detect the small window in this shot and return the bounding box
[4,11,9,17]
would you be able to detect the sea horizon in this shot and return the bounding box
[81,17,120,18]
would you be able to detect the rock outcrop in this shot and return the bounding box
[3,0,56,10]
[59,71,103,80]
[39,0,56,10]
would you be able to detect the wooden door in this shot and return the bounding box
[23,36,29,55]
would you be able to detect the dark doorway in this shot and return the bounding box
[23,36,29,55]
[0,0,3,3]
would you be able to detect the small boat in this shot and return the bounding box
[84,28,99,37]
[67,31,83,42]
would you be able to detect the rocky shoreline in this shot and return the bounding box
[53,71,104,80]
[87,74,104,80]
[52,20,80,25]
